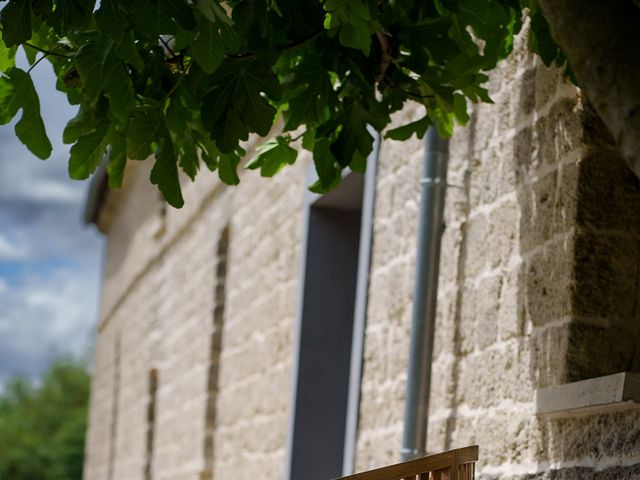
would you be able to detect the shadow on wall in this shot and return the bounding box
[514,65,640,477]
[434,55,640,478]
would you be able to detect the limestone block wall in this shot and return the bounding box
[355,29,640,480]
[84,138,309,480]
[84,28,640,480]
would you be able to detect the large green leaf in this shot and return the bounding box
[330,101,384,168]
[150,135,184,208]
[385,115,432,141]
[63,105,103,144]
[2,68,51,159]
[127,105,165,160]
[196,0,233,25]
[74,38,133,122]
[283,55,336,131]
[95,0,129,43]
[0,38,17,72]
[190,19,225,74]
[129,0,196,36]
[107,132,127,188]
[0,0,32,47]
[246,136,298,177]
[50,0,95,34]
[323,0,373,55]
[201,58,281,152]
[68,123,110,179]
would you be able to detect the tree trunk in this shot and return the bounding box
[537,0,640,176]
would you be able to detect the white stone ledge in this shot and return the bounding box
[535,372,640,418]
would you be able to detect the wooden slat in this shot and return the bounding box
[334,446,478,480]
[454,446,479,466]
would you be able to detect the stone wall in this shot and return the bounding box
[84,141,309,480]
[354,29,640,480]
[84,30,640,480]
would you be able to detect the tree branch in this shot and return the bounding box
[375,31,393,83]
[276,29,323,51]
[23,42,71,59]
[537,0,640,176]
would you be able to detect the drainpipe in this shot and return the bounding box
[400,127,449,462]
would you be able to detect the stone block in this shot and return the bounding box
[576,153,640,234]
[573,231,640,320]
[525,236,575,326]
[473,276,502,351]
[463,213,489,278]
[497,264,527,341]
[530,324,571,388]
[566,323,640,382]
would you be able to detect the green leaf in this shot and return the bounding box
[129,0,196,36]
[0,38,17,71]
[63,105,103,144]
[127,105,164,159]
[190,20,225,74]
[0,74,16,124]
[350,150,366,173]
[218,150,240,185]
[452,94,469,125]
[3,68,52,159]
[385,115,432,141]
[74,38,134,122]
[246,136,298,177]
[330,101,382,168]
[115,32,144,72]
[311,136,340,191]
[150,135,184,208]
[196,0,233,25]
[1,0,32,47]
[283,55,336,131]
[178,137,199,180]
[201,58,280,152]
[107,132,127,188]
[50,0,95,34]
[529,10,562,67]
[323,0,372,55]
[68,123,110,179]
[95,0,128,43]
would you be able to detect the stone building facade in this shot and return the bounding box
[83,32,640,480]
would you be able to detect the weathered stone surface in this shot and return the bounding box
[85,27,640,480]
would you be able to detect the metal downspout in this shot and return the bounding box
[400,127,449,462]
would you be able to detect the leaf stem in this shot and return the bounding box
[290,130,307,142]
[276,29,323,51]
[23,42,71,59]
[27,54,49,73]
[159,36,177,58]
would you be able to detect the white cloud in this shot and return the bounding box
[0,51,103,384]
[0,234,29,261]
[0,266,100,382]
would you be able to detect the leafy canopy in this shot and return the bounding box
[0,360,90,480]
[0,0,565,207]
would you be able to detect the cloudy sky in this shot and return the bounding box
[0,53,104,389]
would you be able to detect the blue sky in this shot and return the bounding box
[0,53,104,389]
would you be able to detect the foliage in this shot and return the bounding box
[0,0,565,207]
[0,360,90,480]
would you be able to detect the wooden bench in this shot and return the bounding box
[336,446,478,480]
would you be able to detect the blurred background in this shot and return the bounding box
[0,52,103,478]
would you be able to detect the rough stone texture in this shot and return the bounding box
[84,141,307,480]
[85,27,640,480]
[354,25,640,480]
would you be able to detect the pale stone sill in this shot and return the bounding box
[535,372,640,418]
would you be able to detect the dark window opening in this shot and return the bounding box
[289,173,365,480]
